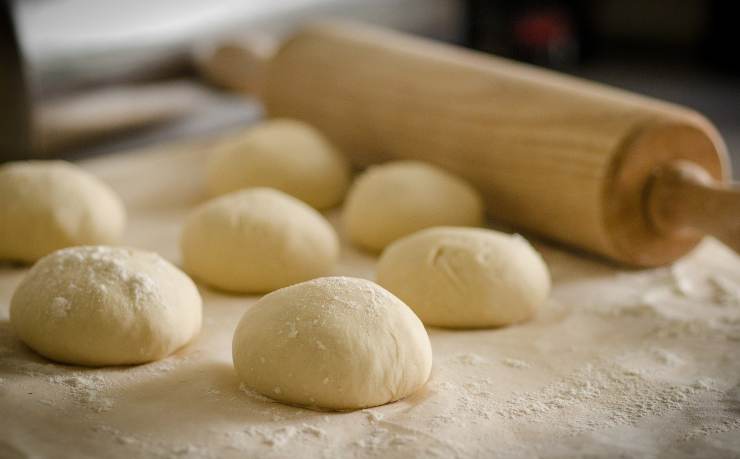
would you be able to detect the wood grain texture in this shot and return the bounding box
[261,21,730,266]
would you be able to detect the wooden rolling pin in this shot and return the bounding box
[198,21,739,267]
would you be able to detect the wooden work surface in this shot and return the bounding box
[1,140,739,458]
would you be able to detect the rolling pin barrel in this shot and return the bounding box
[241,22,733,266]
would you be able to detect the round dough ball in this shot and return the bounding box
[10,246,202,366]
[206,119,350,209]
[377,227,550,328]
[343,160,484,251]
[181,188,339,293]
[0,161,126,263]
[232,276,432,410]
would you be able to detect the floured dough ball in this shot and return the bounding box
[343,160,484,251]
[181,188,339,293]
[10,246,202,366]
[232,276,432,410]
[206,119,350,209]
[0,161,126,263]
[377,227,550,328]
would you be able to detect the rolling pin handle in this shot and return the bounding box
[193,35,277,95]
[647,160,740,253]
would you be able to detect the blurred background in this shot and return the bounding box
[1,0,738,174]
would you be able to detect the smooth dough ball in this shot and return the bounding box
[206,119,350,209]
[10,246,202,366]
[343,160,484,252]
[232,276,432,410]
[181,188,339,293]
[377,227,550,328]
[0,161,126,263]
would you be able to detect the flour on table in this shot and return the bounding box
[707,274,740,307]
[669,264,695,296]
[47,373,113,412]
[650,348,685,367]
[240,424,328,448]
[493,359,716,433]
[354,427,418,450]
[1,144,739,459]
[93,424,202,457]
[301,424,326,438]
[682,417,740,441]
[501,358,531,369]
[363,409,384,423]
[173,444,202,456]
[586,268,740,341]
[238,382,274,403]
[453,353,486,365]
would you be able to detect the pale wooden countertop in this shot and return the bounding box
[1,135,739,458]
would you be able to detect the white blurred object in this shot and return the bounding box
[15,0,464,91]
[34,81,208,153]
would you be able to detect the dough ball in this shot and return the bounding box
[377,227,550,328]
[232,276,432,410]
[343,160,484,251]
[206,119,350,209]
[0,161,126,263]
[10,246,202,366]
[181,188,339,293]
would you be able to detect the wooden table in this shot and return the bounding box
[1,140,739,458]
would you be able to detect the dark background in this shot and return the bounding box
[465,0,739,175]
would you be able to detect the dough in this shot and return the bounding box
[343,160,484,251]
[0,161,126,263]
[377,227,550,328]
[232,276,432,410]
[181,188,339,293]
[205,119,350,209]
[10,246,202,366]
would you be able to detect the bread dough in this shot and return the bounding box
[181,188,339,293]
[0,161,126,263]
[232,276,432,411]
[205,119,350,209]
[377,227,550,328]
[10,246,202,366]
[343,160,484,251]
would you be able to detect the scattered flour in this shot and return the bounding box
[453,353,486,365]
[173,444,200,456]
[708,275,740,307]
[493,360,715,434]
[353,427,418,450]
[2,234,739,458]
[651,348,685,367]
[47,373,113,412]
[93,424,200,457]
[301,424,326,438]
[670,265,695,297]
[93,425,143,449]
[587,269,740,341]
[681,417,740,441]
[241,424,327,447]
[49,297,71,318]
[140,355,181,374]
[502,358,531,369]
[363,409,384,423]
[286,321,299,338]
